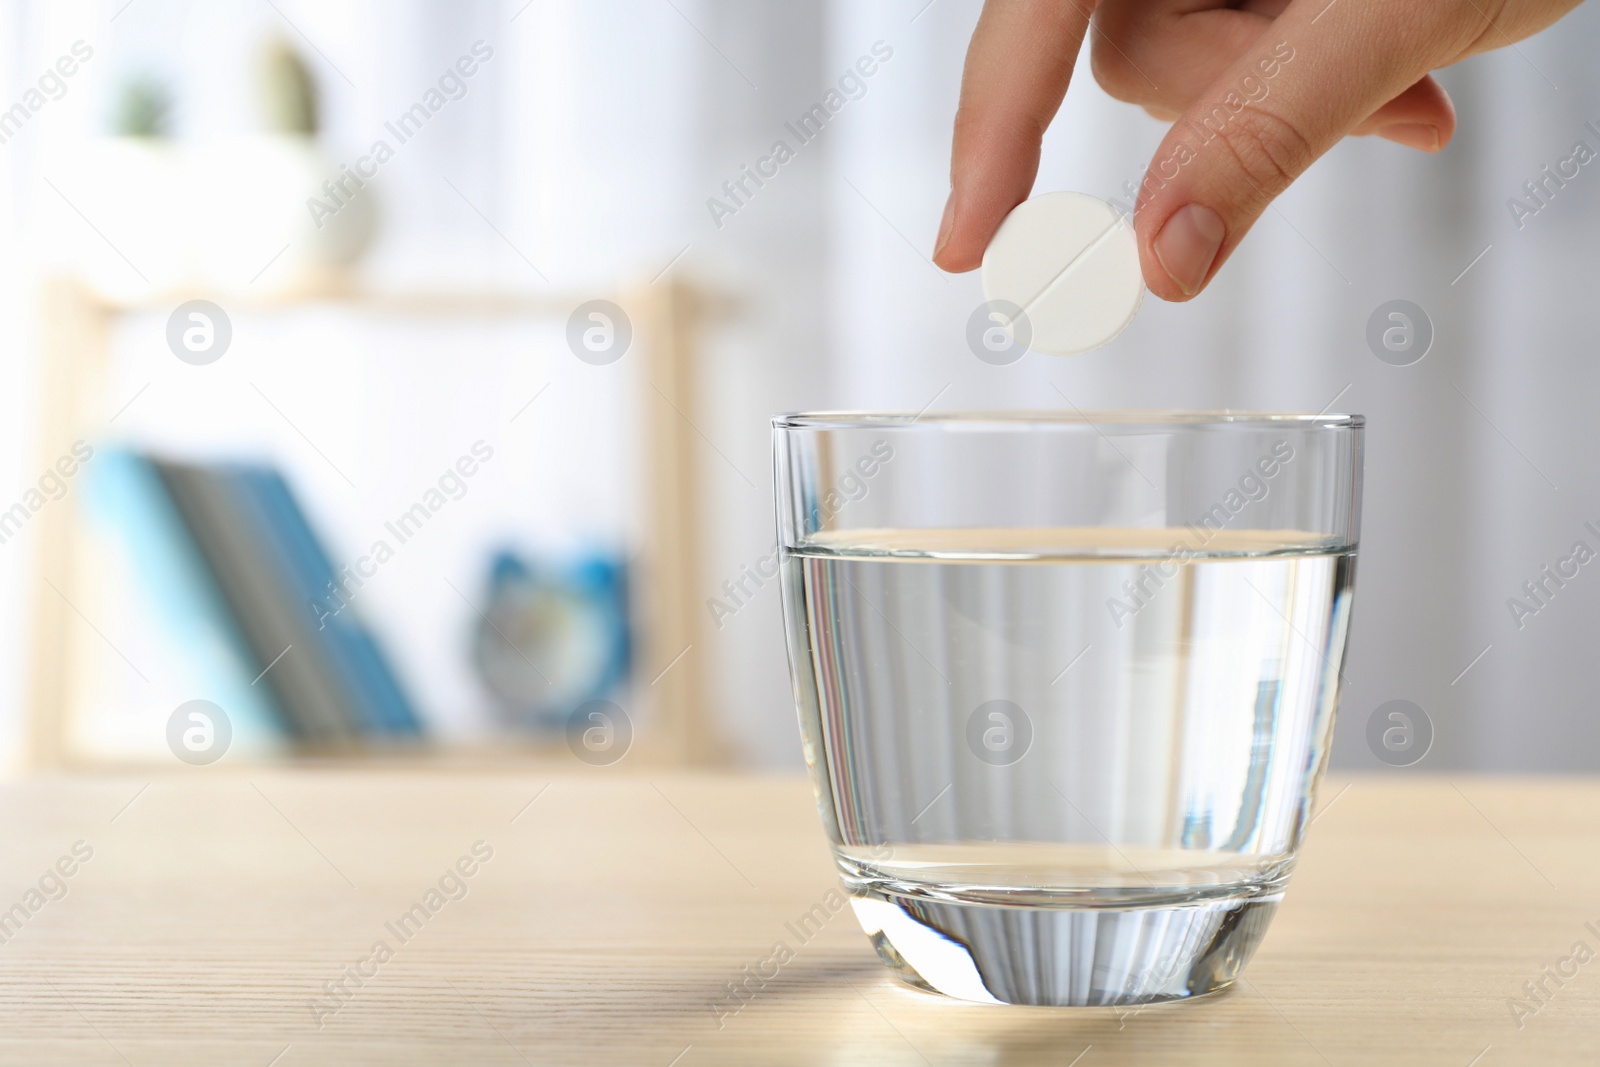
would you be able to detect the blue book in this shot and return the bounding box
[76,449,291,753]
[224,466,423,737]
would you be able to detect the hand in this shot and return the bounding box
[933,0,1582,300]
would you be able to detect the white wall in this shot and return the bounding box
[2,0,1598,770]
[815,0,1600,772]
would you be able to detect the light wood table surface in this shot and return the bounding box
[1,771,1597,1065]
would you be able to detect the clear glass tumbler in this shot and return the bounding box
[773,412,1363,1006]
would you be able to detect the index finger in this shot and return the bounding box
[934,0,1094,272]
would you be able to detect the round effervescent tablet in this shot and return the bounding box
[981,192,1143,356]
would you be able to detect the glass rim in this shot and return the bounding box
[772,410,1364,431]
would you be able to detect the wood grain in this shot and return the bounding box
[0,772,1596,1065]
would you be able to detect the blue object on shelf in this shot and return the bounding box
[227,466,423,737]
[79,449,288,749]
[470,549,630,731]
[93,447,424,743]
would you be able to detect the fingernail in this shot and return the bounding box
[1153,204,1226,297]
[1378,122,1441,152]
[933,191,956,260]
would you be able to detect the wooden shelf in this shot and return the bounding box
[27,275,732,770]
[93,282,584,317]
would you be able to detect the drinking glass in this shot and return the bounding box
[773,412,1363,1006]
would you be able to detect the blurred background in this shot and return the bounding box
[0,0,1596,773]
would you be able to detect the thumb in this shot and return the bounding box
[1134,8,1457,301]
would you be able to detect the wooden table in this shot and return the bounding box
[1,772,1596,1065]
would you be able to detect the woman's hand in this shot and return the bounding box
[933,0,1583,300]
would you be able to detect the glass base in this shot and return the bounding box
[848,882,1281,1007]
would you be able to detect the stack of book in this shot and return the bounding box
[92,449,422,748]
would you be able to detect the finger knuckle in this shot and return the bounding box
[1460,0,1514,52]
[1209,105,1314,197]
[1088,36,1149,104]
[953,102,1047,153]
